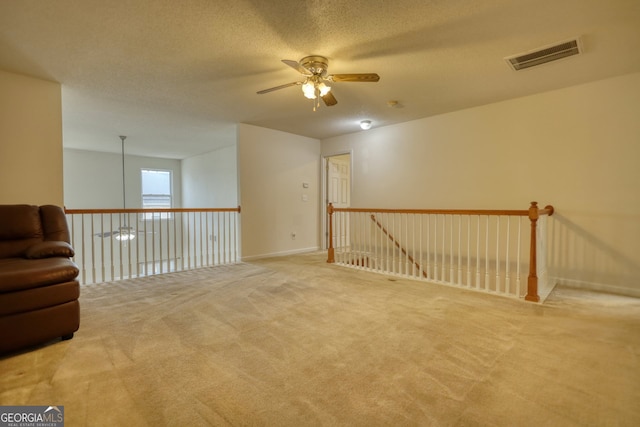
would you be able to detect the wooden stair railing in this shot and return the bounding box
[327,201,554,302]
[65,207,241,284]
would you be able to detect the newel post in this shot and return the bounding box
[327,203,335,263]
[525,201,540,302]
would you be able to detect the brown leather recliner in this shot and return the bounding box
[0,204,80,355]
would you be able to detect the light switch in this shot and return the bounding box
[302,194,308,202]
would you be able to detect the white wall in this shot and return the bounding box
[238,124,321,259]
[322,72,640,296]
[0,70,64,205]
[63,148,182,209]
[181,144,238,208]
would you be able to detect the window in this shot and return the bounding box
[141,169,172,219]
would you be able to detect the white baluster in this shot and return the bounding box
[466,215,471,288]
[516,217,522,297]
[457,215,462,285]
[441,215,446,282]
[505,216,511,295]
[475,215,481,289]
[450,215,454,283]
[484,216,490,290]
[496,216,500,293]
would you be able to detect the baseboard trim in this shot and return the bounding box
[553,277,640,298]
[241,247,321,262]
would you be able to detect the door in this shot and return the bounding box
[326,154,351,250]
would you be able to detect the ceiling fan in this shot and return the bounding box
[257,55,380,110]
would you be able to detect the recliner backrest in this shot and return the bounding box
[40,205,71,243]
[0,204,70,259]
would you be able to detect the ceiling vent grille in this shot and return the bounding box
[505,38,582,71]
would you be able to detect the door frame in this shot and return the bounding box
[321,151,353,250]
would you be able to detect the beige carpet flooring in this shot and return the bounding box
[1,252,639,426]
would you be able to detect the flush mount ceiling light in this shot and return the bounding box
[360,120,372,130]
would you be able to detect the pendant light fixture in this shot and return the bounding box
[115,135,136,241]
[95,136,136,240]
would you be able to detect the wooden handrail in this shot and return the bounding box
[329,207,530,216]
[65,207,241,214]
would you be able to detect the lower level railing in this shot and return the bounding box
[327,202,554,302]
[65,207,241,285]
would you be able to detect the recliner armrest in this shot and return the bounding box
[24,241,75,259]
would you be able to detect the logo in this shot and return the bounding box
[0,406,64,427]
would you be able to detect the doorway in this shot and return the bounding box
[324,153,351,250]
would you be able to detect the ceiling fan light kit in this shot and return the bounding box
[301,75,331,100]
[257,55,380,111]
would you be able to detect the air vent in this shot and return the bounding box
[505,38,582,71]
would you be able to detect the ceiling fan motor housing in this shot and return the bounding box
[300,55,329,76]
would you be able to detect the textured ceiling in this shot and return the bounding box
[1,0,639,159]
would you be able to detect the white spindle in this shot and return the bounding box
[516,217,522,297]
[216,212,221,264]
[441,215,446,282]
[232,211,237,263]
[167,212,172,271]
[449,215,454,283]
[128,213,134,278]
[407,214,411,275]
[136,215,147,276]
[80,215,86,284]
[466,216,471,287]
[119,215,125,280]
[418,215,423,278]
[152,215,157,274]
[457,215,462,285]
[505,216,511,295]
[475,215,481,289]
[384,213,393,273]
[89,215,95,283]
[108,214,114,280]
[496,216,500,293]
[411,214,416,277]
[358,211,364,268]
[191,213,195,268]
[433,215,438,281]
[484,216,490,290]
[426,214,433,280]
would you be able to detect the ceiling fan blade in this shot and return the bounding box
[329,73,380,82]
[322,91,338,106]
[282,59,312,75]
[256,81,301,94]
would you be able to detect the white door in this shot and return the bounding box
[326,154,351,249]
